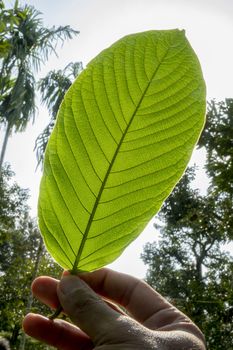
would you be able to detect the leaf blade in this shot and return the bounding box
[38,29,206,271]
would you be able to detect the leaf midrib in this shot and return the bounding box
[71,46,170,272]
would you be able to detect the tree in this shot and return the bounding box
[0,0,79,170]
[0,165,62,349]
[0,164,29,273]
[35,61,83,167]
[0,0,21,58]
[199,99,233,240]
[199,98,233,195]
[0,165,32,346]
[141,166,233,349]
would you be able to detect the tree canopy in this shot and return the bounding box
[199,99,233,195]
[142,99,233,349]
[0,165,62,349]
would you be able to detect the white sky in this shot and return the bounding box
[1,0,233,278]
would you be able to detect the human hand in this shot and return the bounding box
[23,268,206,350]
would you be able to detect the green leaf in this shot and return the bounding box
[38,29,206,272]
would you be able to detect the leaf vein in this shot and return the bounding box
[80,75,111,164]
[92,65,119,145]
[113,50,128,125]
[40,208,74,267]
[124,101,197,143]
[51,129,92,217]
[112,122,199,174]
[93,192,169,223]
[120,113,199,152]
[70,90,103,183]
[71,43,172,271]
[44,174,78,257]
[62,100,98,199]
[102,62,124,133]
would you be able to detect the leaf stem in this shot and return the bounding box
[48,268,77,320]
[49,305,63,320]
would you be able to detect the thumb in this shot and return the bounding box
[57,275,122,344]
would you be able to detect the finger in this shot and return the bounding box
[79,268,205,342]
[32,276,60,309]
[32,275,125,315]
[57,275,126,344]
[32,270,204,345]
[33,270,174,325]
[79,268,174,324]
[23,313,93,350]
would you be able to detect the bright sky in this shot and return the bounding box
[1,0,233,278]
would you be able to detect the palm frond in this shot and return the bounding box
[34,121,54,169]
[38,69,72,118]
[0,62,36,131]
[29,24,79,70]
[0,1,79,167]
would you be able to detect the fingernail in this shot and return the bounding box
[59,275,82,295]
[62,270,70,277]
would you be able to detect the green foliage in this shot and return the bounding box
[0,0,79,169]
[0,0,23,58]
[0,165,29,271]
[38,29,206,272]
[0,0,79,130]
[142,100,233,347]
[0,165,62,350]
[198,99,233,242]
[199,98,233,194]
[142,168,233,347]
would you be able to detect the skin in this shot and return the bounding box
[23,268,206,350]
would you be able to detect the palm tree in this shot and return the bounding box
[0,1,79,170]
[35,61,83,167]
[0,0,18,58]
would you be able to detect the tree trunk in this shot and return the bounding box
[10,323,21,348]
[0,121,11,172]
[19,236,44,350]
[196,259,203,282]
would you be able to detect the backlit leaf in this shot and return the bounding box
[38,29,206,272]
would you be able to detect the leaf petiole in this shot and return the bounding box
[48,268,77,320]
